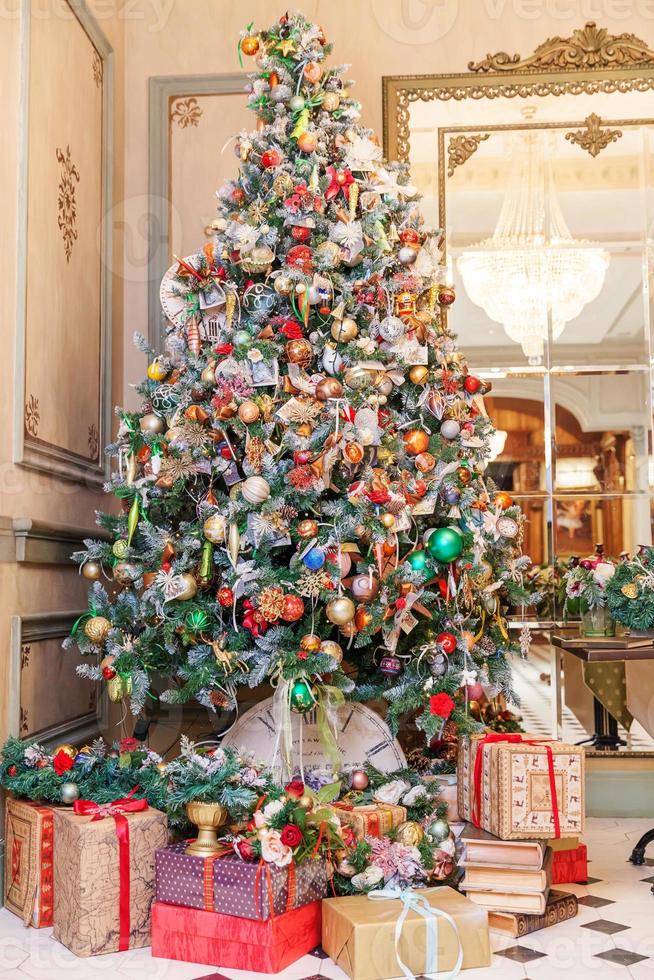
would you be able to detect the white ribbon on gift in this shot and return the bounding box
[367,887,463,980]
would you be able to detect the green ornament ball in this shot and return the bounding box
[425,815,450,844]
[407,550,427,572]
[185,608,210,632]
[112,539,129,559]
[427,527,463,563]
[290,678,317,714]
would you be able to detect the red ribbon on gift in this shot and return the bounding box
[471,733,561,838]
[73,789,148,951]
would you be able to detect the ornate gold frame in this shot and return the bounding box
[383,21,654,164]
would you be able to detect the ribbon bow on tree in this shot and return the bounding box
[324,165,354,202]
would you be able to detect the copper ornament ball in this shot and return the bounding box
[300,633,322,652]
[297,132,318,154]
[297,519,318,538]
[351,573,379,602]
[415,452,436,473]
[354,605,373,630]
[238,400,261,424]
[349,769,369,791]
[240,34,260,56]
[316,377,344,401]
[343,441,364,465]
[403,429,430,456]
[82,560,102,581]
[285,338,313,368]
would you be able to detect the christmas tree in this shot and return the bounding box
[67,11,531,761]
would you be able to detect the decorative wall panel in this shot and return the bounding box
[9,612,104,747]
[14,0,113,486]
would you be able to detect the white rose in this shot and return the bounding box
[438,836,456,857]
[253,810,267,830]
[373,780,411,805]
[260,830,293,868]
[402,784,428,806]
[262,799,284,822]
[351,866,385,892]
[593,562,615,585]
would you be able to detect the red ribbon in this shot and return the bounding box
[324,165,354,202]
[73,789,147,951]
[471,734,561,838]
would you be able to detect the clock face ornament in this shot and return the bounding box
[222,698,406,775]
[160,254,226,328]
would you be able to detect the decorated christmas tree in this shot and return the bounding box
[67,11,531,763]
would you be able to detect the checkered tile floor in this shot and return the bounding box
[2,817,654,979]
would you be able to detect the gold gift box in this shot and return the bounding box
[322,886,490,980]
[330,802,406,840]
[458,734,585,840]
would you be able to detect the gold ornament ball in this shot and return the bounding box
[319,639,343,663]
[344,365,370,390]
[112,539,129,559]
[297,519,319,539]
[84,616,111,644]
[241,476,271,505]
[175,572,198,601]
[316,378,344,401]
[53,743,78,760]
[326,596,356,625]
[297,131,318,154]
[147,358,168,382]
[349,769,369,791]
[395,820,425,846]
[403,429,430,456]
[238,400,261,424]
[298,794,314,811]
[240,34,260,56]
[380,512,396,529]
[82,561,102,581]
[409,365,429,385]
[301,633,322,652]
[203,514,227,543]
[155,761,168,774]
[200,363,216,385]
[331,317,358,343]
[274,275,293,295]
[322,91,340,112]
[140,413,165,434]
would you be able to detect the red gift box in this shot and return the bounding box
[5,798,55,927]
[552,843,588,885]
[151,899,322,973]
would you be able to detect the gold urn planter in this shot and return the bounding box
[185,801,228,856]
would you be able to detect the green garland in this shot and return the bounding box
[607,548,654,631]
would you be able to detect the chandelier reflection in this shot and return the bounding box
[457,132,609,364]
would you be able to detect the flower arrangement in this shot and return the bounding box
[607,546,654,633]
[340,764,447,822]
[335,827,456,895]
[563,548,616,617]
[162,736,274,826]
[0,736,165,806]
[232,778,345,867]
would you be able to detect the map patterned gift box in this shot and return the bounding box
[458,733,585,840]
[53,797,168,956]
[4,798,56,927]
[155,843,327,919]
[329,802,406,840]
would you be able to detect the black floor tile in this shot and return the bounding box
[496,946,547,963]
[584,876,603,884]
[596,948,650,966]
[580,918,630,935]
[309,945,329,959]
[577,895,615,908]
[641,874,654,883]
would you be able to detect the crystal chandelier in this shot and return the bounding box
[457,132,609,364]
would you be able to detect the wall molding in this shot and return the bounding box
[0,517,110,565]
[13,0,113,488]
[9,610,107,748]
[147,72,247,351]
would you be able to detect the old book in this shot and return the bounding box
[463,848,552,893]
[461,826,546,869]
[488,889,578,937]
[465,888,548,914]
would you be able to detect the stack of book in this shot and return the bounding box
[460,827,579,937]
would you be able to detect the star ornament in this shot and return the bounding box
[276,37,297,57]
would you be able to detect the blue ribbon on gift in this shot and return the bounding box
[367,887,463,980]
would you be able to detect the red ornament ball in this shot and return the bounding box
[286,244,313,274]
[437,631,457,654]
[291,225,312,242]
[217,587,234,608]
[232,187,246,204]
[261,148,282,168]
[494,491,513,510]
[463,375,481,394]
[102,665,117,679]
[281,594,305,622]
[7,765,17,777]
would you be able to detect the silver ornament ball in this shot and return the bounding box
[61,782,80,805]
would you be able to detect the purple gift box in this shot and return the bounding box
[155,843,328,920]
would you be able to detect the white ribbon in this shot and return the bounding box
[367,887,463,980]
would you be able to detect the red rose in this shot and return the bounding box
[430,693,455,719]
[367,489,391,505]
[235,838,256,861]
[279,320,303,339]
[280,824,303,848]
[53,750,75,776]
[119,737,139,754]
[284,780,305,799]
[214,343,234,355]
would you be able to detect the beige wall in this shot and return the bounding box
[0,1,125,742]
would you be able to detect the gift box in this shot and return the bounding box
[5,798,56,927]
[458,733,585,840]
[155,843,327,919]
[322,886,490,980]
[53,798,168,956]
[330,802,406,840]
[552,843,588,885]
[151,898,322,973]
